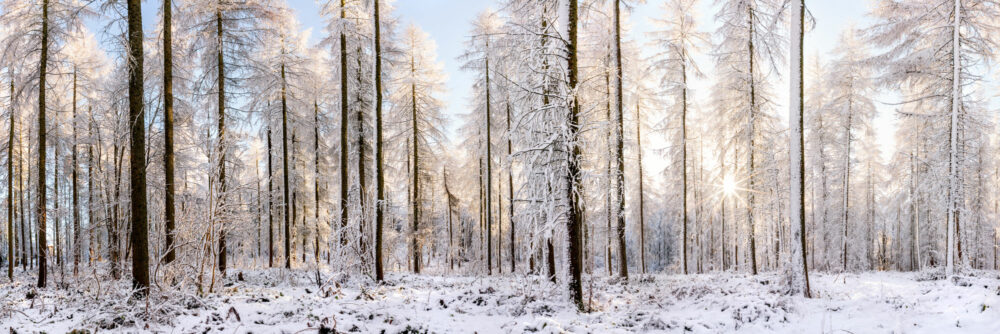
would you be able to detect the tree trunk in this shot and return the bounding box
[7,80,13,281]
[339,0,349,249]
[635,102,645,274]
[484,36,493,276]
[315,101,322,265]
[842,109,852,272]
[267,122,274,267]
[72,68,80,276]
[215,8,227,275]
[787,0,811,297]
[37,0,50,288]
[410,54,421,274]
[506,103,515,273]
[565,0,584,311]
[163,0,177,265]
[746,5,759,276]
[373,0,385,282]
[611,0,628,280]
[127,0,149,294]
[281,63,292,269]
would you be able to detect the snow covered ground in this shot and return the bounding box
[2,269,999,333]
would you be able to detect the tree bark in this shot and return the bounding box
[163,0,177,265]
[127,0,149,294]
[37,0,50,288]
[72,68,80,276]
[373,0,385,282]
[215,8,227,275]
[281,62,291,269]
[7,80,13,280]
[339,0,349,249]
[565,0,584,311]
[611,0,628,280]
[484,35,493,276]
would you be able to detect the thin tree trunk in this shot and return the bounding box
[373,0,385,282]
[7,80,13,280]
[635,102,645,274]
[565,0,584,311]
[746,5,759,275]
[339,0,349,249]
[681,55,689,275]
[410,52,421,274]
[127,0,149,293]
[842,109,852,272]
[506,102,515,273]
[37,0,50,288]
[484,36,493,276]
[163,0,177,265]
[281,63,292,269]
[72,68,80,276]
[314,101,322,265]
[215,8,227,275]
[611,0,628,280]
[267,121,274,267]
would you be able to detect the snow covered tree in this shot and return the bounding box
[865,0,999,276]
[649,0,707,275]
[711,0,785,275]
[392,24,446,274]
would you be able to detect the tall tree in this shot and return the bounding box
[393,25,446,275]
[162,0,177,265]
[6,78,12,281]
[37,0,50,288]
[373,0,386,282]
[785,0,810,297]
[564,0,584,311]
[609,0,628,279]
[650,0,706,275]
[127,0,150,294]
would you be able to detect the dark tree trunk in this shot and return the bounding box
[215,9,227,275]
[373,0,385,282]
[72,69,80,276]
[339,0,349,248]
[565,0,584,311]
[314,101,322,265]
[267,123,274,267]
[506,103,515,273]
[484,36,492,276]
[281,63,291,269]
[410,54,421,274]
[37,0,50,288]
[611,0,628,280]
[127,0,150,294]
[163,0,177,264]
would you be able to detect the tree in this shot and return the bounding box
[392,25,446,274]
[162,0,177,265]
[127,0,150,294]
[459,10,502,275]
[712,0,785,275]
[865,0,999,276]
[785,0,810,297]
[650,0,707,275]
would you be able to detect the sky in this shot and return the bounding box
[127,0,893,159]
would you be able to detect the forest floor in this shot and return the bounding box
[1,267,999,333]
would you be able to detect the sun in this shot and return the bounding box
[722,175,737,197]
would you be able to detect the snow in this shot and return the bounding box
[3,269,999,333]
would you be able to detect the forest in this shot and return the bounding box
[1,0,999,332]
